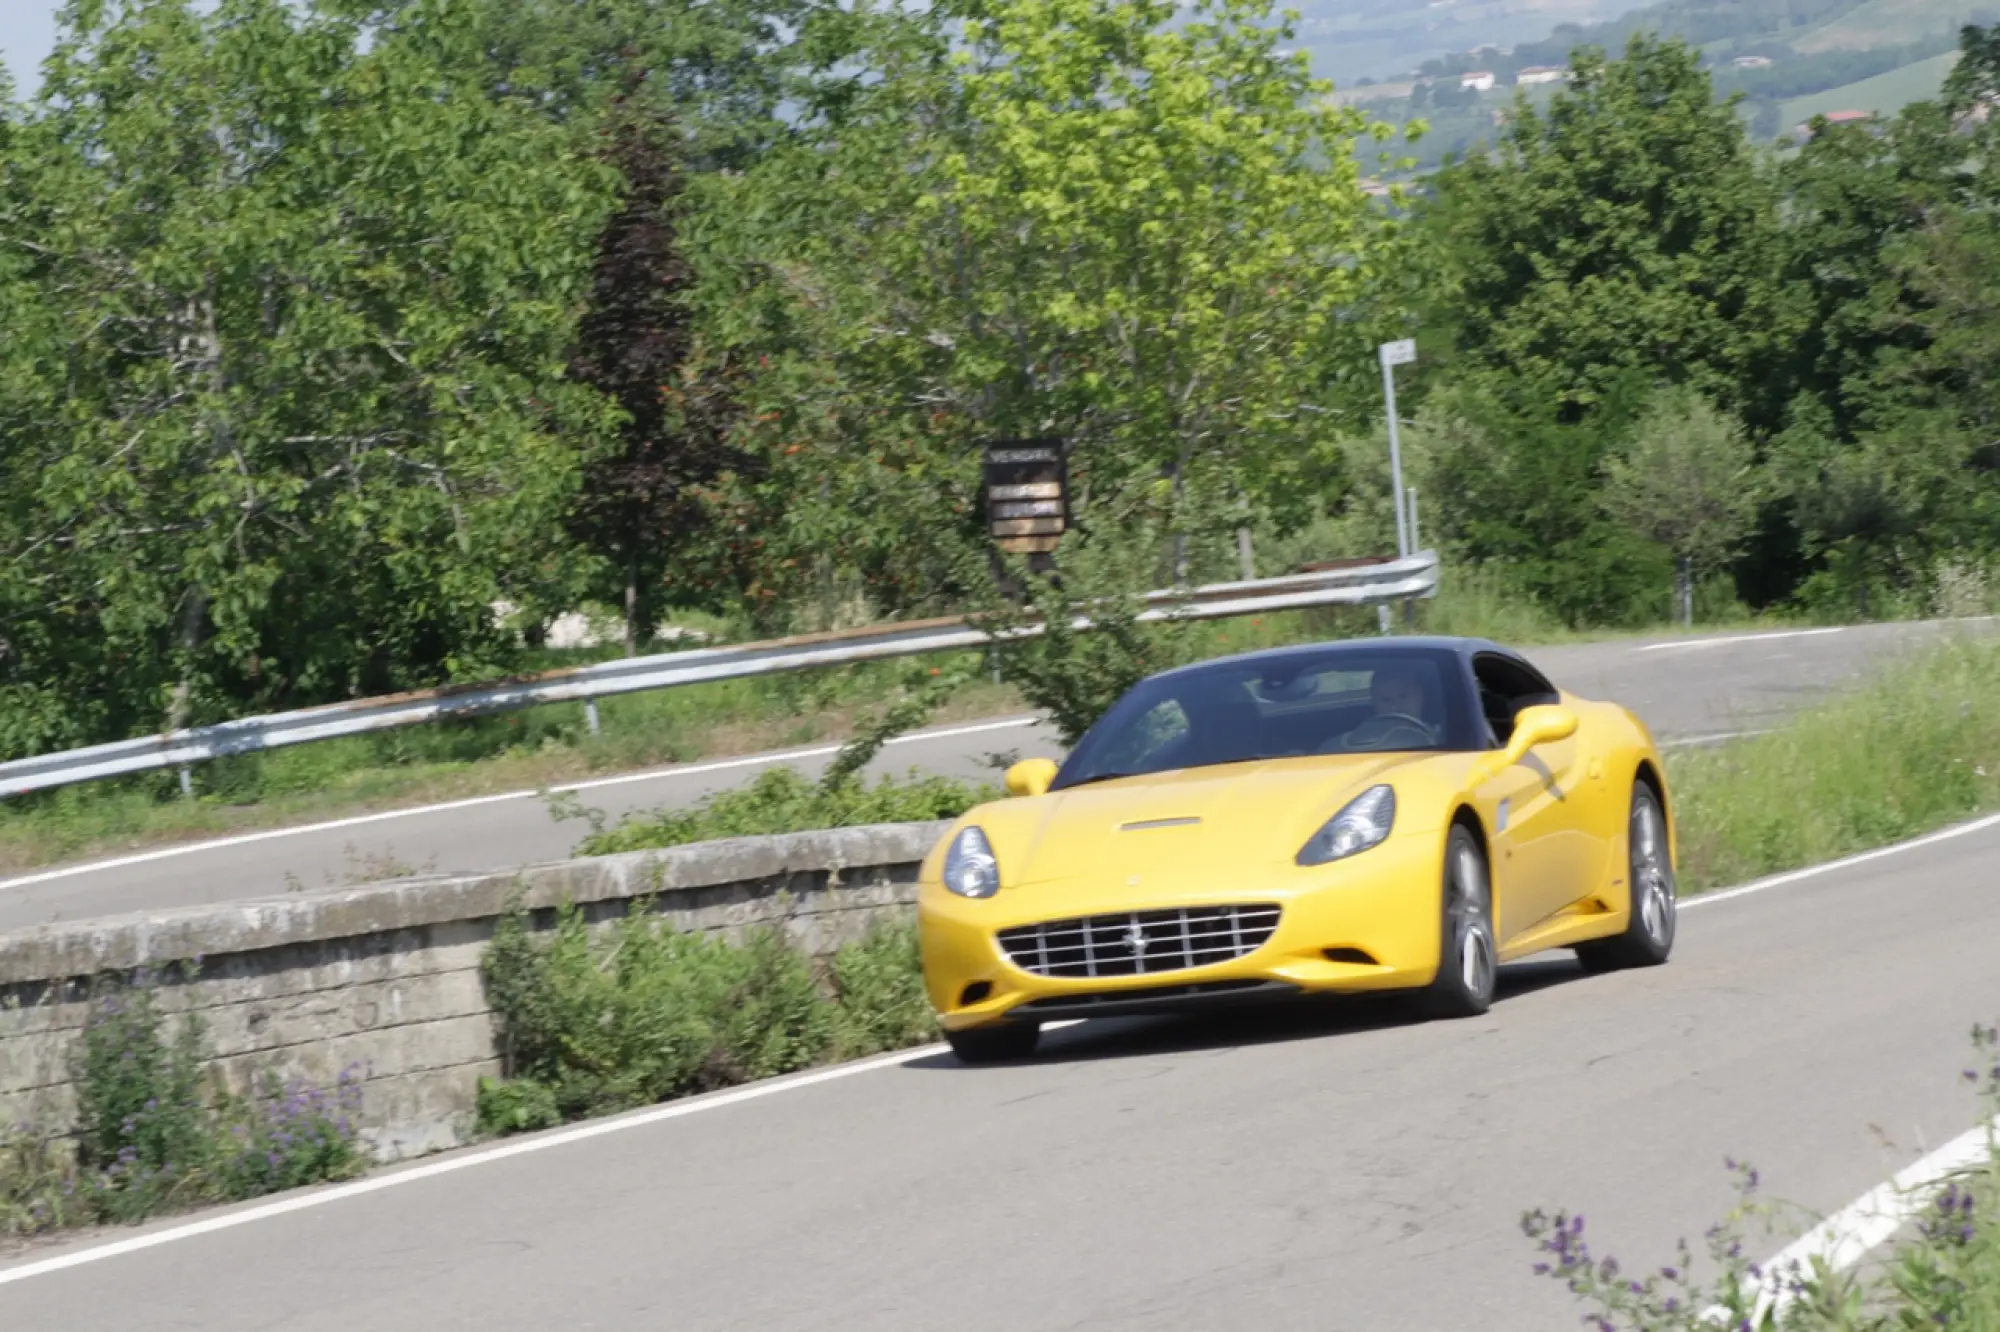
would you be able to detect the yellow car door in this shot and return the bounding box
[1476,728,1586,944]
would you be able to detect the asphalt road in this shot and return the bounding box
[4,813,1997,1329]
[0,618,1986,933]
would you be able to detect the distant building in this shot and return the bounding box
[1516,66,1565,85]
[1733,55,1773,68]
[1794,109,1874,138]
[1460,70,1496,91]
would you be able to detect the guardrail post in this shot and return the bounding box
[584,698,602,736]
[177,766,193,799]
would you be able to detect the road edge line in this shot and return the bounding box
[1701,1116,1998,1326]
[1680,810,2000,912]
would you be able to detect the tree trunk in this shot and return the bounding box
[167,586,207,734]
[1675,554,1693,628]
[1236,526,1255,581]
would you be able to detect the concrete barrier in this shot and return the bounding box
[0,821,949,1160]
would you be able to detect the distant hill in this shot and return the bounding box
[1289,0,1658,87]
[1324,0,1995,176]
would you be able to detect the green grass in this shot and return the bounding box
[1668,630,2000,893]
[1780,49,1959,126]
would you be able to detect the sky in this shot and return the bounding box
[1,1,59,94]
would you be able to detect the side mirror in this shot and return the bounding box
[1500,704,1579,769]
[1004,757,1059,798]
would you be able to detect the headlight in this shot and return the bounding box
[943,826,1000,898]
[1296,785,1396,866]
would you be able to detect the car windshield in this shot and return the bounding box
[1051,646,1481,791]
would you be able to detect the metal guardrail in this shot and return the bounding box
[0,550,1440,798]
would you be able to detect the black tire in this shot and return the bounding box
[946,1021,1041,1064]
[1576,781,1677,973]
[1422,824,1497,1018]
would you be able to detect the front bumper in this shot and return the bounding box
[919,832,1448,1031]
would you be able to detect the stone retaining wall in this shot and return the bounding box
[0,821,949,1160]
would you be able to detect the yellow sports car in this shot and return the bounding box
[917,636,1678,1062]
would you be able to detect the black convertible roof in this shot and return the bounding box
[1147,635,1538,685]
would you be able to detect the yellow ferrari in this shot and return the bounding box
[917,636,1678,1062]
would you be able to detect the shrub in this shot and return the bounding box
[0,975,368,1238]
[71,979,220,1222]
[477,904,940,1136]
[829,921,936,1060]
[214,1069,368,1201]
[0,1124,86,1239]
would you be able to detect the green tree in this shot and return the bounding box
[1759,25,2000,613]
[724,0,1412,613]
[1425,35,1787,425]
[1601,387,1765,626]
[0,0,618,759]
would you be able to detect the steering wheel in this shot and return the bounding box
[1338,711,1437,750]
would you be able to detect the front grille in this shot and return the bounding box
[997,904,1281,978]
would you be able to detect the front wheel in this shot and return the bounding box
[1422,825,1497,1018]
[1576,782,1677,973]
[945,1021,1041,1064]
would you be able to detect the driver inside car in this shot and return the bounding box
[1330,664,1438,750]
[1367,666,1428,723]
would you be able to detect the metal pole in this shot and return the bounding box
[1408,489,1420,555]
[1382,356,1410,559]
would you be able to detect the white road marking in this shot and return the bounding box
[1661,729,1771,749]
[0,1018,1086,1287]
[1637,627,1846,652]
[1680,811,2000,911]
[4,811,1998,1285]
[0,717,1043,894]
[1705,1116,1998,1327]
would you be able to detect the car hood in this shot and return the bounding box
[981,751,1460,891]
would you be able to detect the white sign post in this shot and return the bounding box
[1378,339,1416,559]
[1378,339,1418,632]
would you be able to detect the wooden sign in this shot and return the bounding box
[982,439,1069,554]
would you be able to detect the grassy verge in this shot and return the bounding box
[1524,1023,2000,1330]
[0,565,1807,877]
[1667,632,2000,892]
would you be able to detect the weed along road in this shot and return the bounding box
[3,815,1999,1329]
[0,617,1986,932]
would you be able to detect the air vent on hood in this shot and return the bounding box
[1119,816,1202,831]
